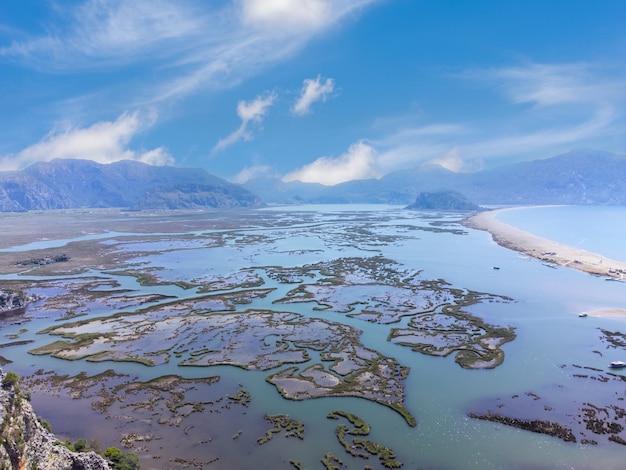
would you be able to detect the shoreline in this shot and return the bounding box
[463,207,626,280]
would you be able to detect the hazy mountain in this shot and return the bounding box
[244,149,626,205]
[0,159,263,211]
[2,149,624,212]
[459,149,626,204]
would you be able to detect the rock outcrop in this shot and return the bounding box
[0,371,111,469]
[0,290,31,314]
[405,190,480,211]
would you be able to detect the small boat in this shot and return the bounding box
[578,313,588,318]
[492,266,500,270]
[609,361,626,369]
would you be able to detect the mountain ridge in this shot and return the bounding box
[243,148,626,205]
[2,149,624,211]
[0,159,263,211]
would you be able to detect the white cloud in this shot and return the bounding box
[277,61,626,184]
[427,147,465,172]
[367,124,469,173]
[283,141,379,185]
[370,111,620,176]
[240,0,332,32]
[2,0,376,103]
[461,106,617,160]
[0,0,378,172]
[213,92,277,153]
[233,164,273,183]
[0,111,173,171]
[366,62,626,175]
[237,93,277,122]
[465,62,625,108]
[0,0,205,70]
[138,147,175,166]
[292,75,335,115]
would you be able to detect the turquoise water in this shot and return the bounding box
[496,205,626,262]
[2,205,626,469]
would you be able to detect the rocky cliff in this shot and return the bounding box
[0,371,111,469]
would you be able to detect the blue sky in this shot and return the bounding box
[1,0,625,185]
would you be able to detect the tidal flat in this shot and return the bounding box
[1,206,626,468]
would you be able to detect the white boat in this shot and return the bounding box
[578,313,588,317]
[609,361,626,369]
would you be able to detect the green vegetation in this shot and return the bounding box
[327,410,403,468]
[228,389,251,406]
[37,417,52,432]
[321,452,343,470]
[257,414,305,444]
[73,439,88,452]
[2,371,19,389]
[103,447,140,470]
[53,437,139,468]
[389,301,516,370]
[16,254,69,266]
[105,270,197,290]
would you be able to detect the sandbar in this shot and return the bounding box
[463,207,626,280]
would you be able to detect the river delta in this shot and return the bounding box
[1,206,626,469]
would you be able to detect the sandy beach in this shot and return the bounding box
[463,207,626,280]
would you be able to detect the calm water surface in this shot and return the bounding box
[496,205,626,262]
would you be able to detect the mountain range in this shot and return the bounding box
[0,159,263,211]
[0,148,624,211]
[244,149,626,206]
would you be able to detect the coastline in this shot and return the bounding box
[463,207,626,280]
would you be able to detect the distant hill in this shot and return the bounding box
[405,191,480,211]
[3,149,624,211]
[0,159,263,211]
[243,149,626,205]
[459,149,626,204]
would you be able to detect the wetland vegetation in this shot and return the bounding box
[1,207,624,468]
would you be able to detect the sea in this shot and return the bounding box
[2,204,626,469]
[496,205,626,262]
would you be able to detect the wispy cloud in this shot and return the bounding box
[0,0,206,70]
[282,61,626,184]
[0,0,378,169]
[1,0,375,103]
[283,141,379,185]
[447,62,625,165]
[292,75,335,115]
[467,62,625,107]
[427,147,465,172]
[233,164,274,183]
[213,92,277,153]
[0,111,173,171]
[240,0,332,33]
[459,106,617,160]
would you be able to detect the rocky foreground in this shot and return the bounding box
[0,370,111,470]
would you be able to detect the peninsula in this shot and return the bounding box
[463,208,626,280]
